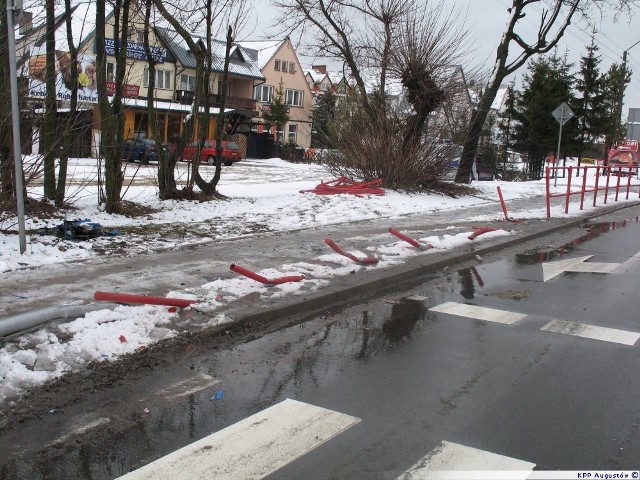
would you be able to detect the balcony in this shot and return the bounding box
[210,94,257,114]
[175,89,194,105]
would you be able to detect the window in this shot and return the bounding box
[276,125,284,142]
[287,124,297,144]
[106,62,116,82]
[281,61,288,73]
[285,89,303,107]
[137,30,144,43]
[321,81,330,91]
[274,60,280,71]
[289,62,295,74]
[180,74,196,92]
[254,85,273,102]
[144,68,172,89]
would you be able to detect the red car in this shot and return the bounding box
[181,140,242,166]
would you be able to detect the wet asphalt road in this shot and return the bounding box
[2,213,640,478]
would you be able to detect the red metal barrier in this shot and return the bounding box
[230,264,305,284]
[545,165,640,218]
[324,238,380,264]
[388,228,433,250]
[300,177,385,196]
[94,291,197,308]
[496,186,524,222]
[468,226,498,240]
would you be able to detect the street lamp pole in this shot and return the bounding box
[6,0,27,254]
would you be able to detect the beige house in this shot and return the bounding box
[237,38,314,148]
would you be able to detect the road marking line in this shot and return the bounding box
[117,398,360,479]
[49,415,110,446]
[429,302,527,325]
[153,372,220,401]
[541,319,640,346]
[615,250,640,272]
[397,441,535,479]
[405,295,429,302]
[541,255,592,282]
[564,262,619,273]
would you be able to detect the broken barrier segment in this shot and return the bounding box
[300,176,385,196]
[230,264,305,285]
[388,228,433,250]
[468,226,499,240]
[324,238,380,265]
[496,186,525,222]
[94,291,197,308]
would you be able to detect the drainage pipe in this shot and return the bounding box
[230,264,305,284]
[388,228,433,250]
[0,303,120,337]
[94,291,197,308]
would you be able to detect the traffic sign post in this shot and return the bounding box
[551,102,575,187]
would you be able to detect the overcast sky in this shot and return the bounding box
[245,0,640,116]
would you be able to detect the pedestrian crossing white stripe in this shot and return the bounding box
[541,319,640,346]
[564,262,619,273]
[429,302,527,325]
[397,441,535,479]
[117,398,360,480]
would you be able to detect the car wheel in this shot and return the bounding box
[139,154,149,165]
[224,160,232,166]
[207,155,215,165]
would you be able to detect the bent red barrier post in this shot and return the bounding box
[468,226,498,240]
[324,238,380,265]
[496,186,524,222]
[94,291,197,308]
[230,264,305,284]
[388,228,433,250]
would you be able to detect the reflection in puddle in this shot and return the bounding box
[382,298,426,343]
[516,218,639,265]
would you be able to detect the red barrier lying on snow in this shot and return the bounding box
[230,264,305,284]
[324,238,380,265]
[388,228,433,250]
[94,291,197,308]
[300,176,385,196]
[468,226,499,240]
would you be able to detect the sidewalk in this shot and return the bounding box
[2,194,637,322]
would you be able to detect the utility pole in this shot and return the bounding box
[615,40,640,146]
[7,0,27,254]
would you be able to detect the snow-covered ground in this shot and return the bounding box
[1,156,637,402]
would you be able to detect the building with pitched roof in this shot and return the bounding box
[236,38,314,148]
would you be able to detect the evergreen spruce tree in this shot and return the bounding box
[513,51,576,179]
[573,34,607,169]
[601,63,632,163]
[311,90,337,148]
[263,78,290,144]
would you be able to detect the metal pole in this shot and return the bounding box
[554,109,565,188]
[6,0,27,254]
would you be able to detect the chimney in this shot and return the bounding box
[312,65,327,74]
[19,11,33,35]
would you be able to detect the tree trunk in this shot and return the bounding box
[43,0,57,200]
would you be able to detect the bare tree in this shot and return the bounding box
[96,0,131,213]
[454,0,639,183]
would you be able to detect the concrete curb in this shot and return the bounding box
[195,201,640,338]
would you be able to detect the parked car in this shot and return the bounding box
[180,140,242,166]
[474,156,497,181]
[121,138,159,164]
[608,151,639,175]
